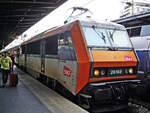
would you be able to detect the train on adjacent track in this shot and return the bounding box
[128,25,150,100]
[2,18,141,112]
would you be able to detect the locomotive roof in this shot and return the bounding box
[77,18,126,31]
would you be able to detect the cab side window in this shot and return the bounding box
[58,32,76,60]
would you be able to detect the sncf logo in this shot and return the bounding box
[64,66,72,77]
[124,56,133,61]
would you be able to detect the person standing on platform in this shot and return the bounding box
[0,52,12,87]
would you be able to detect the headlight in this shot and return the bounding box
[94,70,100,76]
[129,68,133,74]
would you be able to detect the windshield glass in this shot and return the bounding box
[82,27,111,47]
[107,29,132,48]
[82,26,132,49]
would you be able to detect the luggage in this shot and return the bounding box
[9,72,18,87]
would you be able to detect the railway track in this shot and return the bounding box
[109,98,150,113]
[92,98,150,113]
[127,98,150,113]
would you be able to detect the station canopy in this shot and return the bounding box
[0,0,67,49]
[113,11,150,28]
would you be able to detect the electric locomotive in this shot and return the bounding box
[8,18,140,111]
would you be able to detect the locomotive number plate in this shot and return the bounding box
[108,69,122,75]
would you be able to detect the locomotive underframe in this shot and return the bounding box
[78,80,141,111]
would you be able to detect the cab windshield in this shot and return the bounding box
[82,26,132,49]
[107,29,132,48]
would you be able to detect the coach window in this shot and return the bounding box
[26,40,40,54]
[45,35,58,55]
[141,25,150,37]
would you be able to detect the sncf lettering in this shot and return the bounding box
[64,66,72,77]
[124,56,133,61]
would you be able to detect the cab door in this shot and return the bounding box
[24,45,27,71]
[58,33,66,81]
[40,39,46,73]
[58,32,77,94]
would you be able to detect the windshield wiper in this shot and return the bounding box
[92,25,106,44]
[108,29,116,42]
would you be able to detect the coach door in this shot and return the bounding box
[24,45,27,71]
[40,39,46,73]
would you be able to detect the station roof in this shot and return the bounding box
[113,11,150,28]
[0,0,67,49]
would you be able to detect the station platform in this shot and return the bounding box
[0,66,88,113]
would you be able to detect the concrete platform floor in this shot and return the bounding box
[0,66,88,113]
[0,72,51,113]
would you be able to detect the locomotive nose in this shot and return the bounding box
[91,50,137,67]
[88,50,138,82]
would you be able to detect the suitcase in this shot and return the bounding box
[9,72,18,87]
